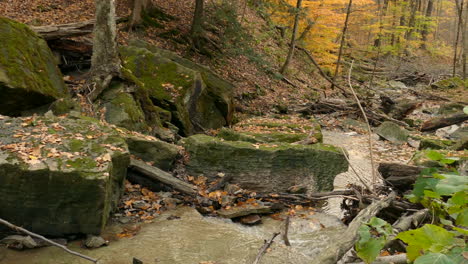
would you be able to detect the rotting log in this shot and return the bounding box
[312,192,396,264]
[420,112,468,131]
[30,20,95,40]
[129,159,197,196]
[378,163,423,192]
[30,17,126,40]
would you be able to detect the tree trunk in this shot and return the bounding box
[280,0,303,74]
[453,0,464,77]
[191,0,204,50]
[331,0,352,89]
[87,0,120,101]
[129,0,150,29]
[421,0,434,49]
[463,0,468,79]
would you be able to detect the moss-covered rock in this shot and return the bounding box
[438,103,465,116]
[431,77,468,90]
[0,115,129,236]
[126,136,180,171]
[0,17,68,116]
[182,134,348,193]
[217,128,308,143]
[119,40,234,136]
[419,138,455,150]
[375,121,409,144]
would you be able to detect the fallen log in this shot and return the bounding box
[30,20,95,40]
[378,163,423,192]
[129,159,197,196]
[312,192,396,264]
[30,17,126,40]
[420,112,468,131]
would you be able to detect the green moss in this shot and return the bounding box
[111,93,145,122]
[68,139,85,152]
[0,17,67,107]
[431,77,468,90]
[65,157,97,170]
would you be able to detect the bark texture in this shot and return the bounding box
[88,0,121,101]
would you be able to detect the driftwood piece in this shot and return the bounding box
[420,112,468,131]
[283,216,291,246]
[378,163,423,191]
[312,192,396,264]
[31,20,95,40]
[0,218,98,263]
[129,159,197,196]
[252,232,280,264]
[30,17,126,40]
[348,253,407,264]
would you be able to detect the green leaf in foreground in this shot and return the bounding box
[355,217,392,263]
[396,224,455,261]
[414,253,455,264]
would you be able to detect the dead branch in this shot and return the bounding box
[347,60,378,189]
[296,46,350,96]
[340,147,373,193]
[0,217,98,263]
[312,192,396,264]
[420,111,468,131]
[253,232,280,264]
[283,216,291,246]
[30,18,126,40]
[348,253,407,264]
[130,159,197,196]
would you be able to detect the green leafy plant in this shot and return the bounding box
[396,224,466,263]
[355,217,393,263]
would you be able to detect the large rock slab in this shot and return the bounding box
[0,114,129,236]
[375,121,409,144]
[182,134,348,193]
[0,207,346,264]
[0,17,68,116]
[119,40,234,136]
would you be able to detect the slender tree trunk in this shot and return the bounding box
[87,0,120,101]
[129,0,151,29]
[421,0,434,49]
[331,0,352,89]
[280,0,303,74]
[434,0,443,40]
[453,0,464,77]
[297,20,314,43]
[191,0,204,50]
[463,0,468,79]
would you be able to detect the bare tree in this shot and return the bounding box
[280,0,303,74]
[129,0,152,29]
[191,0,204,50]
[331,0,352,89]
[421,0,434,49]
[87,0,120,101]
[453,0,464,77]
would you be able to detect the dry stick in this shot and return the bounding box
[340,147,373,193]
[0,217,98,263]
[283,216,291,246]
[347,61,378,190]
[296,46,350,96]
[253,232,280,264]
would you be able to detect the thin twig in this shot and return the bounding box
[0,217,98,263]
[253,232,280,264]
[340,147,373,193]
[347,60,378,190]
[283,216,291,246]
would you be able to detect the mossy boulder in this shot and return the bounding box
[0,115,129,237]
[431,77,468,90]
[375,121,409,144]
[217,128,308,143]
[438,103,465,116]
[126,136,180,171]
[222,117,323,144]
[419,138,455,150]
[182,135,348,193]
[119,40,234,136]
[0,17,68,116]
